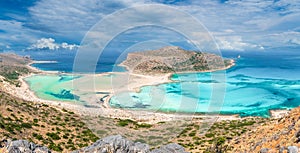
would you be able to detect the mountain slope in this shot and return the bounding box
[0,90,98,152]
[229,108,300,152]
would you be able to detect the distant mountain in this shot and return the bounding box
[120,46,234,74]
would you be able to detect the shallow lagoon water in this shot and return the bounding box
[24,75,81,102]
[24,50,300,117]
[110,51,300,117]
[110,72,300,117]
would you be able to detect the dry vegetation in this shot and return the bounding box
[0,91,98,152]
[84,116,188,149]
[229,108,300,152]
[83,115,273,153]
[0,53,34,86]
[171,117,268,152]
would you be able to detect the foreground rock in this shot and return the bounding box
[0,135,188,153]
[0,139,51,153]
[73,135,150,153]
[73,135,188,153]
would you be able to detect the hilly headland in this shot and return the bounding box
[120,46,234,75]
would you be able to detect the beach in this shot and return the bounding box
[0,59,290,124]
[0,59,255,123]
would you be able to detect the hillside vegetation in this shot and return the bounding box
[0,91,98,152]
[229,108,300,152]
[0,53,32,86]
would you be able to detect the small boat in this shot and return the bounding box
[237,55,241,59]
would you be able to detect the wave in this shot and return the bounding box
[32,60,58,64]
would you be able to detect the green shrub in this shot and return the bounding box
[33,133,44,140]
[48,143,63,152]
[205,133,214,138]
[136,123,152,128]
[6,108,13,112]
[215,137,226,146]
[46,132,61,140]
[135,139,146,143]
[21,123,32,128]
[33,119,38,123]
[117,119,135,127]
[189,131,196,137]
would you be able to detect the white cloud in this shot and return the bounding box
[61,42,78,50]
[28,38,79,50]
[268,31,300,46]
[160,0,299,50]
[28,0,148,42]
[216,36,264,51]
[29,38,59,50]
[1,0,300,51]
[0,20,37,49]
[282,31,300,45]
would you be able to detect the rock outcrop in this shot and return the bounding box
[151,143,188,153]
[0,135,188,153]
[73,135,150,153]
[0,139,51,153]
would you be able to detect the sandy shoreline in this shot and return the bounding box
[1,60,290,124]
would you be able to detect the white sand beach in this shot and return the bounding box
[1,60,289,124]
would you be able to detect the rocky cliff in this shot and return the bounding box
[0,135,188,153]
[120,46,233,74]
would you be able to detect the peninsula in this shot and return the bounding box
[120,46,234,74]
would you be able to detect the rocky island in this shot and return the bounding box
[120,46,234,74]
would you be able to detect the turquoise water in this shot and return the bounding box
[110,72,300,117]
[23,50,300,117]
[24,75,81,102]
[24,73,121,104]
[110,51,300,117]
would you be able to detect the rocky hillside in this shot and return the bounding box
[0,90,98,152]
[0,135,188,153]
[0,53,33,86]
[229,108,300,152]
[120,46,233,74]
[2,110,299,153]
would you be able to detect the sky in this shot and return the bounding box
[0,0,299,52]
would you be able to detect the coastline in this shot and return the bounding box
[118,59,236,75]
[1,59,290,124]
[6,75,241,124]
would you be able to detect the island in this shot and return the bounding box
[120,46,234,75]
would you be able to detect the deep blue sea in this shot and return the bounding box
[16,50,126,73]
[16,48,300,117]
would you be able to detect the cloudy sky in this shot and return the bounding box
[0,0,299,52]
